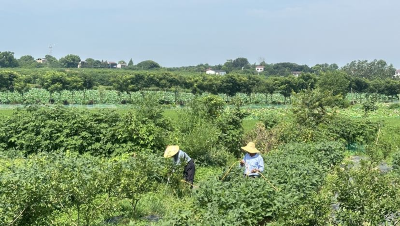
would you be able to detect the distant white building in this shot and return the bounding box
[36,58,47,64]
[256,65,265,72]
[206,68,226,75]
[117,63,127,69]
[206,68,216,74]
[78,60,86,68]
[394,69,400,78]
[292,71,301,77]
[215,70,226,75]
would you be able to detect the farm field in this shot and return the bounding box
[1,98,400,225]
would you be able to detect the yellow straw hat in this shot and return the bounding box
[164,145,180,158]
[241,142,260,153]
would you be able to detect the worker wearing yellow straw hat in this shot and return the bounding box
[164,145,195,187]
[240,142,264,178]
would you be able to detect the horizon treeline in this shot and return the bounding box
[0,51,397,77]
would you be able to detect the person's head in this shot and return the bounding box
[241,142,260,156]
[164,145,179,158]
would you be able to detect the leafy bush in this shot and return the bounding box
[392,151,400,171]
[332,161,400,225]
[362,93,379,115]
[170,96,245,165]
[291,89,340,127]
[243,122,279,153]
[0,152,171,225]
[0,104,171,156]
[388,103,400,109]
[164,141,345,225]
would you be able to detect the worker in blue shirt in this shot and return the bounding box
[164,145,195,187]
[240,142,264,178]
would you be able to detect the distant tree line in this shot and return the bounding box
[0,51,397,78]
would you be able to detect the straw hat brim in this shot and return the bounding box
[241,144,260,153]
[164,145,179,158]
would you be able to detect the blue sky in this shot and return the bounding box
[1,0,399,68]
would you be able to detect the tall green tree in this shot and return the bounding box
[45,55,60,68]
[342,59,396,79]
[0,51,19,68]
[136,60,160,70]
[232,57,249,69]
[0,70,19,91]
[59,54,81,68]
[84,58,95,68]
[318,71,350,97]
[40,71,69,92]
[18,55,40,68]
[128,58,134,66]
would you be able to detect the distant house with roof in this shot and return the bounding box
[108,61,117,68]
[36,58,47,64]
[256,65,265,72]
[117,63,127,69]
[78,60,86,68]
[292,71,301,77]
[394,69,400,78]
[206,68,215,74]
[206,68,226,75]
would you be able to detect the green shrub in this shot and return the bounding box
[388,103,400,109]
[164,141,345,225]
[392,151,400,171]
[0,152,171,225]
[332,161,400,225]
[0,105,171,156]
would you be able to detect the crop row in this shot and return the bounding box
[0,88,396,105]
[0,88,287,105]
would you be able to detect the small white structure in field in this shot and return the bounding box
[117,63,127,69]
[394,69,400,78]
[206,68,216,74]
[292,71,301,77]
[215,70,226,75]
[206,68,226,75]
[36,58,47,64]
[256,65,265,72]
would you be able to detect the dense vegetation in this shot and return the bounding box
[1,89,400,225]
[1,54,400,225]
[0,68,399,106]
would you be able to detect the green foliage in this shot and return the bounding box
[392,151,400,171]
[18,55,41,68]
[232,57,250,69]
[342,59,396,80]
[45,55,60,68]
[59,54,81,68]
[0,151,172,225]
[317,70,350,97]
[0,51,19,68]
[362,93,379,116]
[0,70,19,91]
[189,95,225,119]
[136,60,161,70]
[164,141,345,225]
[216,105,248,157]
[171,96,237,165]
[0,105,171,156]
[332,161,400,225]
[323,117,380,147]
[128,58,134,66]
[388,103,400,109]
[291,89,340,127]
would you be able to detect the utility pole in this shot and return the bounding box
[48,44,55,56]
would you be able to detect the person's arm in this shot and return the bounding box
[240,155,245,167]
[258,156,264,172]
